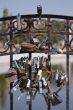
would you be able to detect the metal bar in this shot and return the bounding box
[29,103,32,110]
[1,30,73,38]
[1,50,73,56]
[10,92,13,110]
[1,14,73,21]
[47,18,51,110]
[12,30,73,35]
[9,20,13,68]
[66,20,70,110]
[28,27,32,109]
[0,28,73,37]
[10,82,13,110]
[29,52,32,81]
[28,53,32,110]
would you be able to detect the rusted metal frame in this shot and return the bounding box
[66,20,70,110]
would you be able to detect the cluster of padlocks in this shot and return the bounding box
[7,55,67,106]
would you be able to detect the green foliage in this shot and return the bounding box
[2,8,9,31]
[3,8,8,17]
[36,20,65,44]
[14,34,29,44]
[0,8,9,41]
[52,20,65,31]
[51,34,64,44]
[36,33,47,42]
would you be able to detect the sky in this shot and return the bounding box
[0,0,73,17]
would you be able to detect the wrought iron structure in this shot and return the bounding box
[0,5,73,110]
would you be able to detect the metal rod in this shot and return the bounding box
[1,14,73,21]
[29,52,32,80]
[10,20,13,68]
[47,18,51,110]
[14,60,21,79]
[10,92,13,110]
[66,20,69,110]
[10,82,13,110]
[29,102,32,110]
[28,53,32,110]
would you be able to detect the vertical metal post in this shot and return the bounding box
[29,102,32,110]
[10,82,13,110]
[47,18,51,110]
[28,21,32,110]
[66,20,69,110]
[48,54,51,71]
[29,52,32,80]
[29,52,32,110]
[10,92,13,110]
[47,18,51,72]
[10,20,13,68]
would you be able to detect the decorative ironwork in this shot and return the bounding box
[0,5,73,110]
[0,15,73,55]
